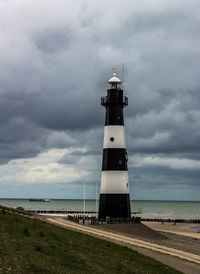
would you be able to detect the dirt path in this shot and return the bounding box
[45,217,200,274]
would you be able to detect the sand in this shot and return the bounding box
[143,222,200,239]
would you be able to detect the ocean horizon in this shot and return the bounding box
[0,198,200,220]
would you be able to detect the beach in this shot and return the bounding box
[144,222,200,239]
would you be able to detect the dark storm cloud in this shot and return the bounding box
[28,92,103,131]
[129,165,200,200]
[130,165,200,181]
[0,114,48,161]
[0,0,200,199]
[126,89,200,157]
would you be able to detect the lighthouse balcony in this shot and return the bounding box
[101,96,128,106]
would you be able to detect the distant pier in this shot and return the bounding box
[26,209,140,215]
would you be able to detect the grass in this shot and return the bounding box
[0,206,183,274]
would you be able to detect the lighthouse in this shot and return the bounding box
[98,72,131,219]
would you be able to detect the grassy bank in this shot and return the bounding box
[0,206,182,274]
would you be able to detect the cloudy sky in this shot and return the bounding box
[0,0,200,200]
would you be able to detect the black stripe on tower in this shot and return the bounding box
[102,148,128,171]
[99,194,131,219]
[105,105,124,125]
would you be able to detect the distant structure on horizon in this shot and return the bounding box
[98,71,131,219]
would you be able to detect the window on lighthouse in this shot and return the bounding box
[110,137,114,142]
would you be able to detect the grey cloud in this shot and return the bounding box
[126,92,200,156]
[0,0,200,198]
[58,154,80,165]
[46,131,77,148]
[129,165,199,200]
[0,116,47,161]
[34,29,71,53]
[130,165,200,181]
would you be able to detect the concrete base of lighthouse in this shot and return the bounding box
[99,193,131,219]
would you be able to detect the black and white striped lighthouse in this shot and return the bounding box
[98,72,131,219]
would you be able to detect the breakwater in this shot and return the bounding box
[27,209,200,223]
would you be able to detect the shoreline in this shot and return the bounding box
[143,221,200,239]
[0,199,199,222]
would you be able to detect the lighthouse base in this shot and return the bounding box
[98,193,131,219]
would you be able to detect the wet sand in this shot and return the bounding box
[143,222,200,239]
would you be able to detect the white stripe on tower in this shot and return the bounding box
[103,126,126,149]
[100,171,129,193]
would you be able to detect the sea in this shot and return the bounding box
[0,199,200,220]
